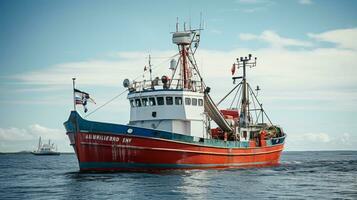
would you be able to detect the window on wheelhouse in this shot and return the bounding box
[198,99,203,106]
[157,97,164,105]
[185,98,191,105]
[175,97,182,105]
[149,97,156,106]
[192,98,197,106]
[166,97,173,105]
[135,99,141,107]
[142,98,148,106]
[130,100,135,107]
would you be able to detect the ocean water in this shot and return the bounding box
[0,151,356,200]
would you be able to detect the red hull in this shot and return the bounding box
[70,132,284,171]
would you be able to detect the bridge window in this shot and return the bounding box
[185,98,191,105]
[198,99,203,106]
[142,98,148,106]
[130,100,135,107]
[192,98,197,106]
[157,97,164,105]
[175,97,182,105]
[149,97,156,106]
[135,99,141,107]
[166,97,173,105]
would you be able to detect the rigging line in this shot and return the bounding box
[247,83,259,122]
[229,84,242,109]
[229,87,240,109]
[147,55,177,59]
[152,53,180,71]
[133,53,180,100]
[192,33,199,55]
[145,55,181,87]
[134,53,180,82]
[247,83,263,111]
[169,53,182,88]
[247,83,273,125]
[187,47,207,88]
[150,53,180,79]
[217,83,241,106]
[84,53,179,119]
[263,111,273,125]
[255,110,262,124]
[84,89,128,119]
[235,84,243,111]
[249,85,259,122]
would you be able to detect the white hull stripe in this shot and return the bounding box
[80,142,283,156]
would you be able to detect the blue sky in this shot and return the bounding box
[0,0,357,152]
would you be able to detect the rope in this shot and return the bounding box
[83,53,179,118]
[84,89,128,118]
[145,53,179,78]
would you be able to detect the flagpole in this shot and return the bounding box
[72,78,76,111]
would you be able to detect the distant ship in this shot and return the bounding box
[64,22,286,171]
[31,137,60,156]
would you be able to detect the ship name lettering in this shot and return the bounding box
[122,138,132,144]
[84,134,120,142]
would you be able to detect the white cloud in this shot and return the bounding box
[0,127,33,141]
[0,124,63,141]
[239,30,313,48]
[284,133,325,151]
[340,133,351,144]
[308,28,357,50]
[299,0,313,5]
[12,51,176,87]
[300,133,331,143]
[6,28,357,112]
[0,124,71,152]
[285,131,357,151]
[286,132,331,151]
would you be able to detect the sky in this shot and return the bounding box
[0,0,356,152]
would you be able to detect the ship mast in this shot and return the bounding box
[38,136,41,151]
[216,53,274,127]
[170,19,203,91]
[180,40,189,89]
[148,54,153,83]
[235,54,257,127]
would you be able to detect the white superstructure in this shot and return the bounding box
[122,21,240,140]
[128,90,205,137]
[123,23,211,138]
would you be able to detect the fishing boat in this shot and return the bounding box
[64,22,286,171]
[32,137,60,156]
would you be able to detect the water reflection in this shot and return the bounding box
[63,170,194,199]
[2,153,355,199]
[177,170,209,199]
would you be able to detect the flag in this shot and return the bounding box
[74,88,96,113]
[231,64,236,75]
[75,96,82,105]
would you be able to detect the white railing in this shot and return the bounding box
[130,78,204,93]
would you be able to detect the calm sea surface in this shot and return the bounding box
[0,151,356,199]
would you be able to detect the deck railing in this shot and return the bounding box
[130,78,204,93]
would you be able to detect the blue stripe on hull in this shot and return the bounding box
[64,111,286,149]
